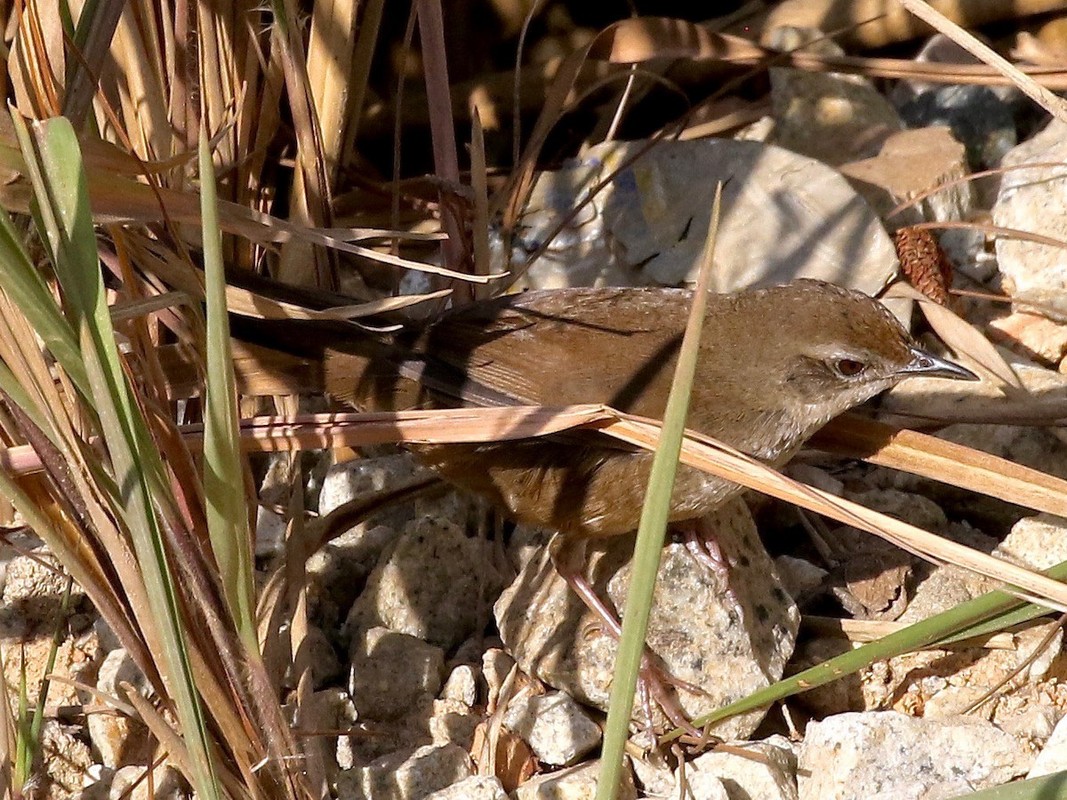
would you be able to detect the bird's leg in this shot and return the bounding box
[678,517,742,615]
[548,533,703,737]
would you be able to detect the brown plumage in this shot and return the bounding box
[319,279,976,539]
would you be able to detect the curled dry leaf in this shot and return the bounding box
[883,281,1023,391]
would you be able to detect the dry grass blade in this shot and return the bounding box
[884,281,1023,391]
[814,414,1067,519]
[602,416,1067,611]
[896,0,1067,122]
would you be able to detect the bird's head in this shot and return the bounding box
[699,280,976,458]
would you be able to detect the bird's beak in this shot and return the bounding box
[898,347,979,381]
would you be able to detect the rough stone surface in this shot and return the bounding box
[88,648,155,770]
[839,126,973,228]
[345,515,506,650]
[496,499,799,736]
[673,735,798,800]
[770,62,903,167]
[254,505,287,558]
[424,775,508,800]
[482,647,517,706]
[502,138,898,295]
[318,453,427,518]
[440,664,479,707]
[348,626,445,721]
[988,310,1067,367]
[798,712,1032,799]
[994,119,1067,295]
[503,691,602,766]
[107,764,187,800]
[512,760,636,800]
[41,718,95,799]
[306,523,397,635]
[429,697,482,750]
[1028,711,1067,778]
[287,688,357,782]
[334,743,473,800]
[996,514,1067,571]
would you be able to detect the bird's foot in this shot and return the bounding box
[679,519,744,618]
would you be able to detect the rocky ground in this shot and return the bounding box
[10,11,1067,800]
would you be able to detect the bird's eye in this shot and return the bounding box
[834,358,868,378]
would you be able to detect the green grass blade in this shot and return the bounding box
[596,184,724,800]
[199,128,257,649]
[13,648,28,790]
[14,114,224,800]
[0,206,88,396]
[949,770,1067,799]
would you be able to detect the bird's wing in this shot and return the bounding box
[414,288,691,414]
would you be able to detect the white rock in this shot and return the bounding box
[495,499,799,737]
[994,119,1067,294]
[440,664,479,707]
[996,515,1067,571]
[503,138,897,295]
[334,743,473,800]
[798,711,1032,799]
[254,505,286,558]
[673,736,797,800]
[318,453,426,517]
[424,775,508,800]
[1028,711,1067,778]
[345,516,506,650]
[512,760,636,800]
[348,627,444,721]
[108,764,186,800]
[481,648,516,707]
[503,691,602,766]
[89,649,154,769]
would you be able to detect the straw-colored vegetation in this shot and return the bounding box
[0,2,1063,799]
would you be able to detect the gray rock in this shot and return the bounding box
[495,499,799,737]
[770,60,903,167]
[348,627,444,721]
[1028,711,1067,778]
[334,743,473,800]
[994,119,1067,295]
[798,711,1032,799]
[89,649,154,770]
[899,86,1016,168]
[512,760,636,800]
[429,697,482,750]
[503,691,602,766]
[254,505,287,558]
[424,775,507,800]
[440,664,479,707]
[345,515,506,650]
[673,735,798,800]
[108,764,187,800]
[501,138,898,296]
[318,453,426,518]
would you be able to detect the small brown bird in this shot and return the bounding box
[262,279,975,727]
[320,279,974,539]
